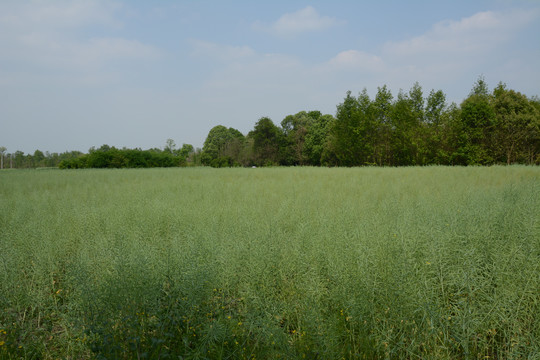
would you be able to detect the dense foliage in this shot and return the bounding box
[0,149,84,169]
[57,145,187,169]
[1,167,539,359]
[0,142,198,170]
[201,79,540,167]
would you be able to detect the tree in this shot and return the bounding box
[470,76,489,97]
[424,89,453,164]
[0,146,6,169]
[372,85,394,165]
[390,88,424,165]
[178,144,194,158]
[33,150,45,167]
[13,151,26,168]
[425,89,447,125]
[454,77,496,164]
[409,82,424,121]
[329,91,363,166]
[202,125,231,165]
[250,117,283,166]
[164,139,176,154]
[492,83,540,164]
[280,111,318,165]
[303,114,334,166]
[202,126,245,167]
[86,146,114,168]
[327,89,381,166]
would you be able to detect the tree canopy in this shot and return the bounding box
[198,78,539,167]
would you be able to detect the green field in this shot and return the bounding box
[1,167,539,359]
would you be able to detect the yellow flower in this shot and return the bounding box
[0,341,4,346]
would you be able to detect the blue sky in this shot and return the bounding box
[1,0,539,154]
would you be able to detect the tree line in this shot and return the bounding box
[0,148,84,169]
[201,78,540,167]
[57,143,196,169]
[0,143,198,169]
[1,78,538,169]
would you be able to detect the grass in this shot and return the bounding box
[0,166,539,359]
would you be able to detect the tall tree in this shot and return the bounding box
[390,87,424,166]
[330,91,363,166]
[372,85,394,165]
[328,89,379,166]
[33,150,45,167]
[250,117,283,166]
[303,114,334,166]
[408,83,427,165]
[424,89,453,164]
[454,77,496,164]
[280,111,320,165]
[492,83,540,164]
[0,146,6,169]
[164,139,176,154]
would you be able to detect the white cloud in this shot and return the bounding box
[372,9,539,96]
[328,50,384,72]
[241,8,539,106]
[190,40,303,95]
[202,8,540,122]
[255,6,342,37]
[0,0,160,84]
[384,9,538,58]
[16,33,160,68]
[0,0,122,30]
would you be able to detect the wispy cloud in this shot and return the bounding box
[375,9,540,89]
[310,9,540,98]
[0,0,160,84]
[190,39,302,93]
[196,8,540,115]
[254,6,343,37]
[16,33,160,69]
[328,50,384,72]
[0,0,122,30]
[383,9,538,59]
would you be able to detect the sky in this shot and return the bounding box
[1,0,539,154]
